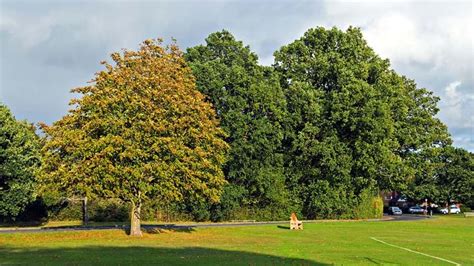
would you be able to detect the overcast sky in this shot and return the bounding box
[1,0,473,151]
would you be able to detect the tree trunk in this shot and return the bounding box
[447,198,451,214]
[130,200,142,237]
[82,196,89,225]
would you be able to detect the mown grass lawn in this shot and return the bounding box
[0,215,472,265]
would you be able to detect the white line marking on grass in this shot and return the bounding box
[370,237,461,266]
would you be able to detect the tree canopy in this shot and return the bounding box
[406,146,474,207]
[186,31,289,220]
[40,40,229,235]
[0,104,40,218]
[15,27,469,226]
[273,27,451,218]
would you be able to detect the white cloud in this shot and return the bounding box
[324,1,473,78]
[445,81,462,102]
[0,13,55,49]
[364,14,436,65]
[322,0,473,151]
[439,80,474,129]
[0,0,473,151]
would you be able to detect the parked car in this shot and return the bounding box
[440,205,461,214]
[388,206,403,215]
[408,206,425,214]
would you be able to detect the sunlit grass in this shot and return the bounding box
[0,216,472,265]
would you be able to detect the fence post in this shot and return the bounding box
[82,196,89,225]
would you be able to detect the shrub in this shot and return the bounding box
[142,201,195,222]
[354,189,383,219]
[48,198,128,222]
[208,184,246,221]
[302,180,356,219]
[1,198,48,223]
[460,205,472,213]
[89,199,128,222]
[49,200,82,221]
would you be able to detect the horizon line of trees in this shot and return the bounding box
[1,27,473,236]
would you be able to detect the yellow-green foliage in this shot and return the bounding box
[354,190,383,219]
[39,39,229,228]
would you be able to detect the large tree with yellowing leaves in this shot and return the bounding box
[40,40,228,236]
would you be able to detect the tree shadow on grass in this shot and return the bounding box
[277,225,290,230]
[141,225,195,234]
[0,224,197,234]
[0,246,328,265]
[363,257,398,265]
[0,220,45,228]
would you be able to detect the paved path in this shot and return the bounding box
[385,214,434,222]
[0,214,432,234]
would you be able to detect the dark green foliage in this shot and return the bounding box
[47,199,129,222]
[8,198,48,223]
[302,180,355,219]
[273,27,451,218]
[403,148,443,203]
[5,27,461,224]
[404,146,473,208]
[460,205,471,213]
[179,27,454,220]
[209,184,246,221]
[437,147,474,207]
[182,197,212,222]
[186,31,289,220]
[407,146,474,206]
[49,200,83,221]
[0,104,41,218]
[89,200,129,222]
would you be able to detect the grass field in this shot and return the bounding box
[0,216,472,265]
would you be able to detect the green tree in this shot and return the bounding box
[185,31,289,220]
[40,39,229,236]
[273,27,450,218]
[0,104,40,219]
[411,146,474,208]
